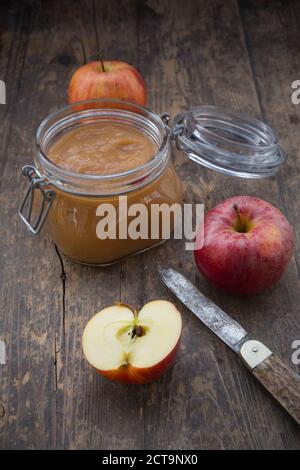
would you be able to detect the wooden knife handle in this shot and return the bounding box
[240,340,300,425]
[252,354,300,425]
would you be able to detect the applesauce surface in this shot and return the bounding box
[47,123,157,175]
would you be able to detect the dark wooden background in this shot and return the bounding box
[0,0,300,450]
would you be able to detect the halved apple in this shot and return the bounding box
[82,300,182,384]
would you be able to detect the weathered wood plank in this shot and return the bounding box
[0,0,300,450]
[238,0,300,443]
[0,0,64,449]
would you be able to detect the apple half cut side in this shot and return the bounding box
[82,300,182,384]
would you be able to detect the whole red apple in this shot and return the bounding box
[82,301,182,384]
[194,196,294,296]
[68,60,147,106]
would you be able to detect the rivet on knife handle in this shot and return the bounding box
[240,340,272,369]
[241,341,300,425]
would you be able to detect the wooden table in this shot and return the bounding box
[1,0,300,450]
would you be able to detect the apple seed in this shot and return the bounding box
[131,327,137,339]
[136,325,144,337]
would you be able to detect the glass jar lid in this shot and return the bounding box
[172,105,286,178]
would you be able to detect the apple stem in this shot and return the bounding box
[97,50,105,72]
[233,203,240,217]
[233,204,242,229]
[233,204,249,233]
[115,301,138,317]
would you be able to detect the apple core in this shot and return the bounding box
[82,301,182,383]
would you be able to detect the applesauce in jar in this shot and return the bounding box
[21,99,183,265]
[48,123,157,175]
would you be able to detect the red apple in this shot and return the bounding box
[68,60,147,106]
[82,300,182,384]
[194,196,294,296]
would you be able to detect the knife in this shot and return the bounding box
[160,268,300,425]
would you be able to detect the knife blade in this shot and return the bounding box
[160,267,248,352]
[160,267,300,425]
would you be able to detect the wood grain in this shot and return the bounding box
[252,354,300,425]
[0,0,300,449]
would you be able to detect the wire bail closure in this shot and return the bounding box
[160,111,195,145]
[19,165,55,235]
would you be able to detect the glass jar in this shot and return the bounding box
[19,100,286,265]
[19,99,182,265]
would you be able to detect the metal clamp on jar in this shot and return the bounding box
[19,165,55,234]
